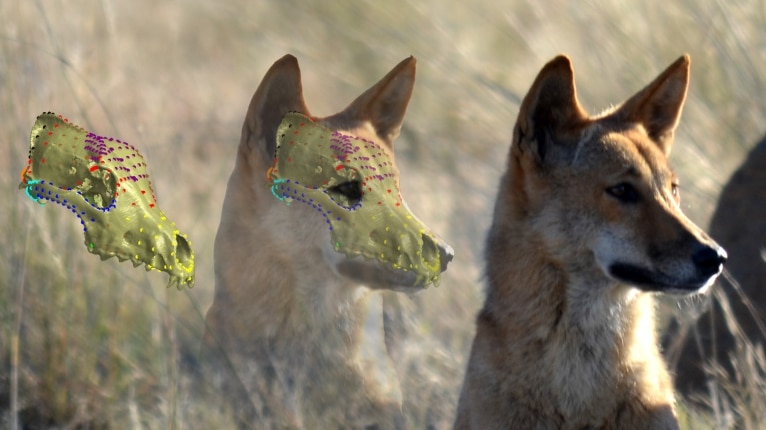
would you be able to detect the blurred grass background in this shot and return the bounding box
[1,0,764,428]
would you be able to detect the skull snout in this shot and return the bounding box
[362,217,452,287]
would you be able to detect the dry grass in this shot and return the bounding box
[1,0,764,428]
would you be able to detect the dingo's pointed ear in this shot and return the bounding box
[515,55,587,163]
[614,55,690,156]
[243,54,311,158]
[335,56,416,147]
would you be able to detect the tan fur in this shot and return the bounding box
[201,55,452,429]
[454,55,726,429]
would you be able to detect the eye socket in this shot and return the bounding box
[328,181,363,205]
[606,183,640,203]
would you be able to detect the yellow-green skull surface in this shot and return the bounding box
[268,112,443,287]
[20,113,195,289]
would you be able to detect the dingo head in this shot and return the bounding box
[505,55,726,294]
[232,55,452,289]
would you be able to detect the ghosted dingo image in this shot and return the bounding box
[454,55,727,429]
[200,55,452,428]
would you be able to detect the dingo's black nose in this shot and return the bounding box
[692,245,727,276]
[440,242,455,272]
[422,233,454,273]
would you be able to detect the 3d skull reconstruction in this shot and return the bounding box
[267,112,443,286]
[20,113,194,288]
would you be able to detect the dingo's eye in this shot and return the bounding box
[329,181,363,206]
[606,183,639,203]
[671,183,679,197]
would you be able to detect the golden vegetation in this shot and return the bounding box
[1,0,763,428]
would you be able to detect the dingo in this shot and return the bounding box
[454,55,726,429]
[202,55,453,428]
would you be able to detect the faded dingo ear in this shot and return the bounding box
[332,56,416,147]
[243,54,311,158]
[514,55,587,163]
[614,55,690,156]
